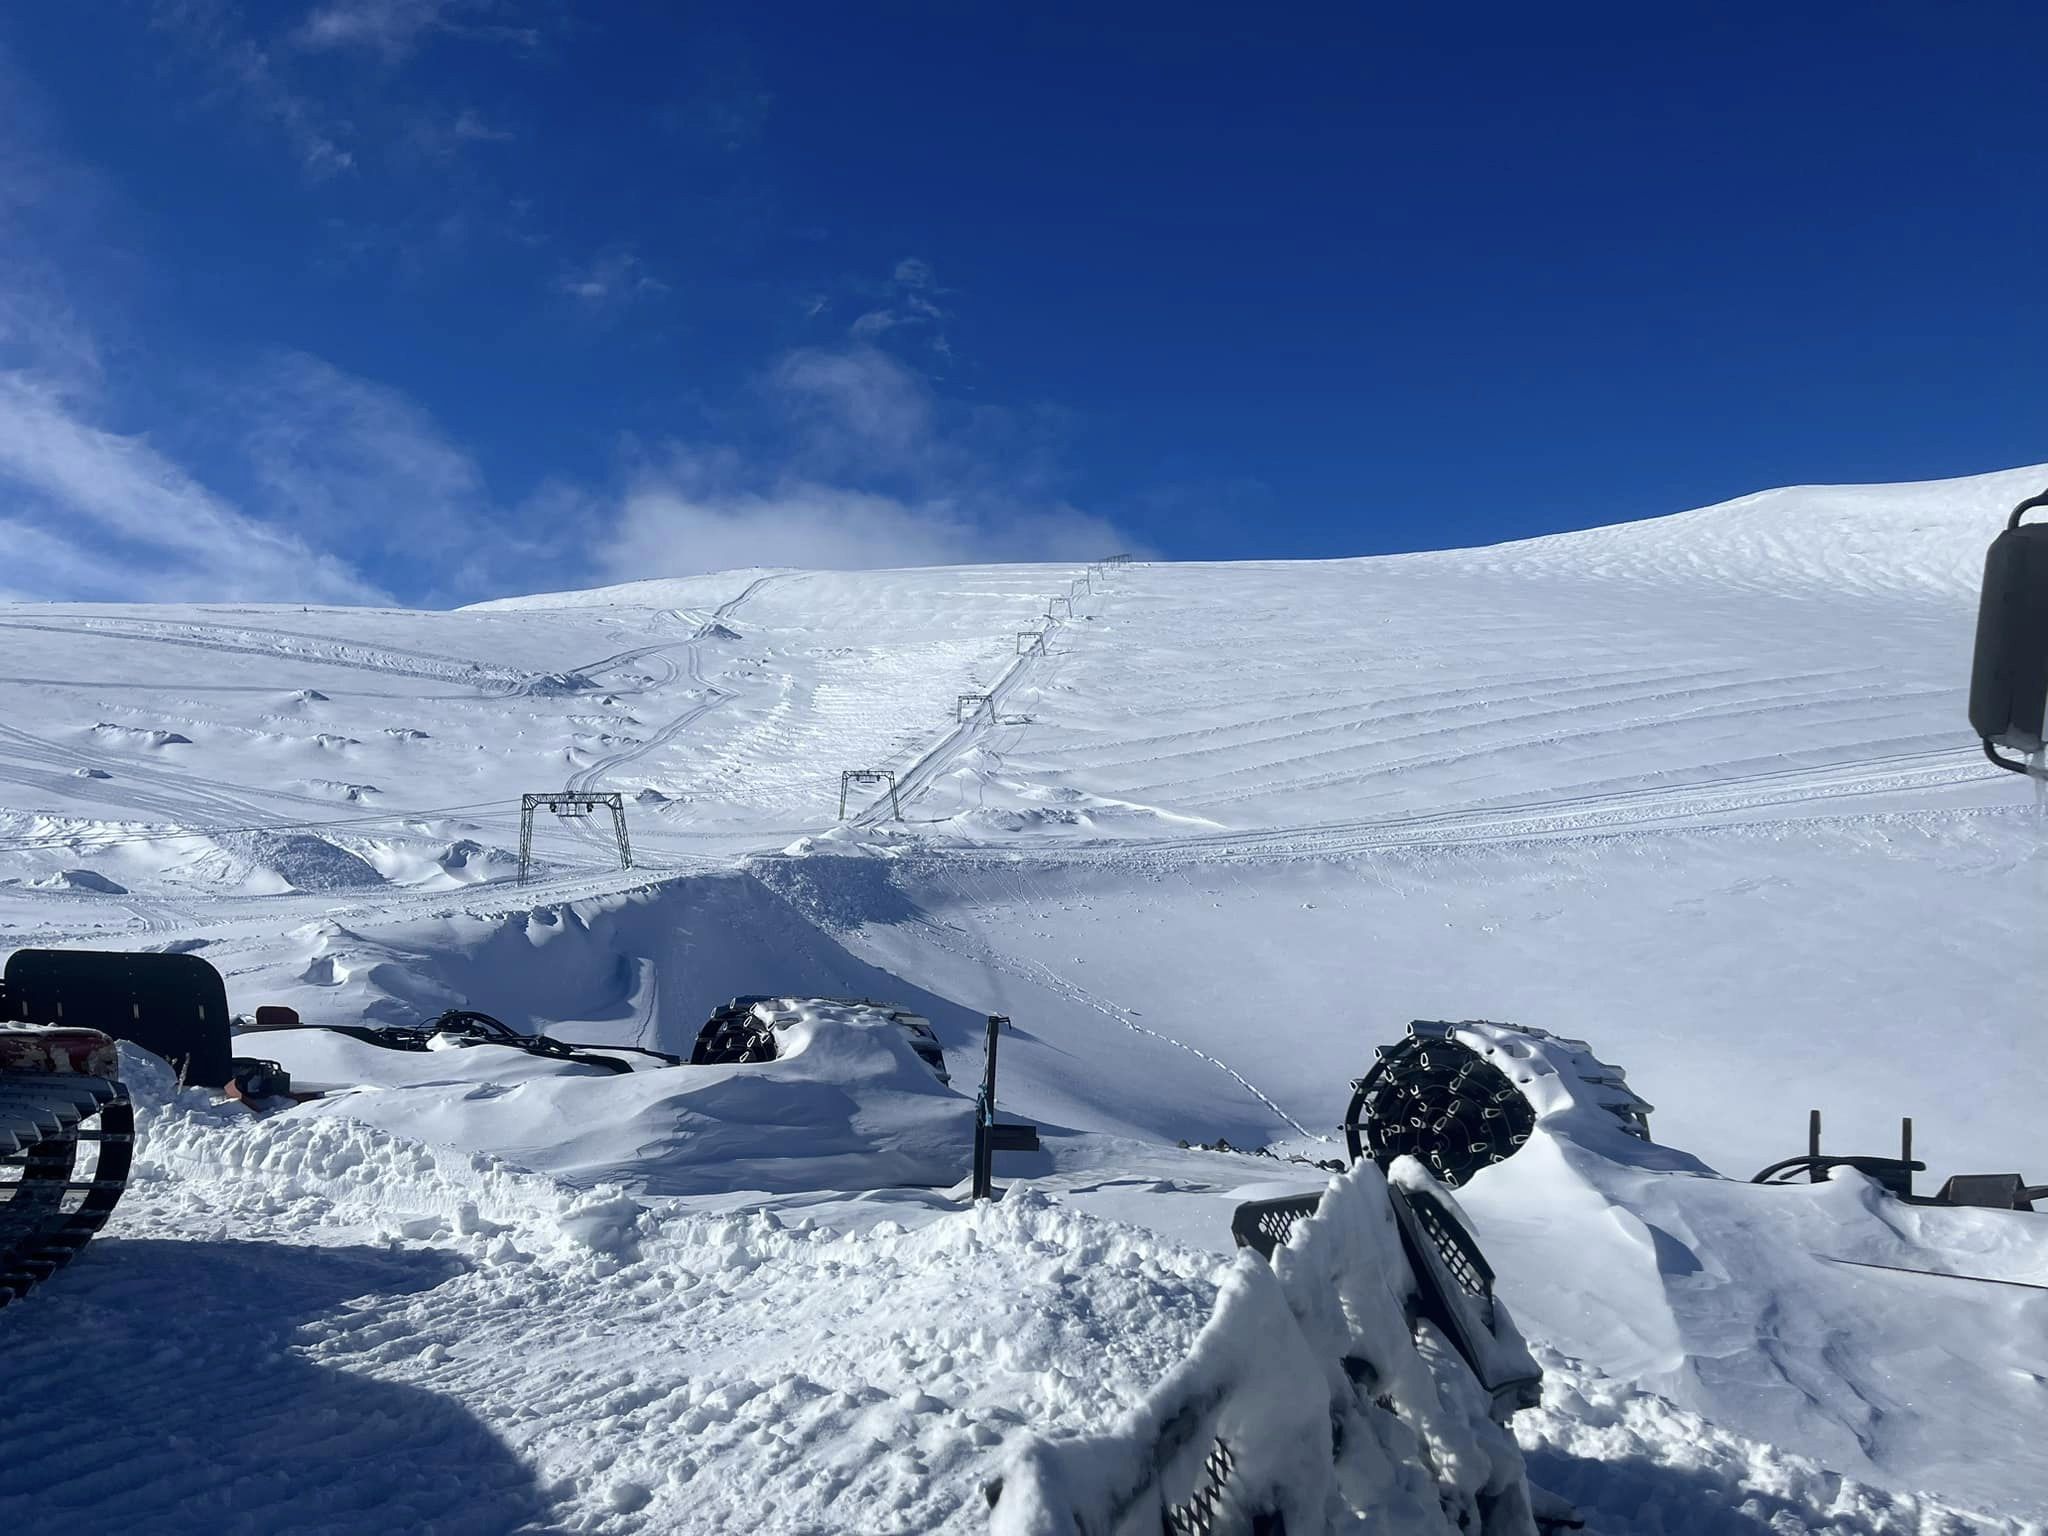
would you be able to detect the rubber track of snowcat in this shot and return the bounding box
[0,1074,134,1306]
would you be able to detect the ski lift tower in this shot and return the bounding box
[518,791,632,885]
[839,769,902,820]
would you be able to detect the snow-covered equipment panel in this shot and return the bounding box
[0,1025,134,1305]
[988,1159,1542,1536]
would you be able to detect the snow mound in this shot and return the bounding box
[257,996,974,1195]
[125,1042,651,1262]
[221,831,386,892]
[1516,1348,2034,1535]
[90,722,190,748]
[28,867,127,894]
[304,778,380,802]
[1456,1054,2048,1520]
[434,838,504,879]
[510,670,598,696]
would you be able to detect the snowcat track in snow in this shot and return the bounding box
[0,1027,134,1307]
[1345,1020,1649,1187]
[690,997,951,1083]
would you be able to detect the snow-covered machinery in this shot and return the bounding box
[0,1025,134,1307]
[242,1005,677,1079]
[1344,1019,1652,1187]
[994,1161,1550,1535]
[1348,1019,2048,1221]
[1749,1109,2048,1211]
[5,947,232,1091]
[691,995,949,1083]
[6,950,955,1106]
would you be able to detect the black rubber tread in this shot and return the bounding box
[0,1079,134,1307]
[897,1019,949,1084]
[1344,1032,1534,1187]
[688,999,949,1081]
[690,1001,778,1066]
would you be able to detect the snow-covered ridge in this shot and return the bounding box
[1408,461,2048,597]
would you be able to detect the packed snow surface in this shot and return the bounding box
[2,465,2045,1532]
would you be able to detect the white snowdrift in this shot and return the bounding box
[253,996,976,1196]
[1455,1054,2048,1522]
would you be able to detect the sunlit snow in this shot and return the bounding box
[2,466,2043,1532]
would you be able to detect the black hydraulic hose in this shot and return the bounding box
[555,1041,683,1066]
[2007,488,2048,530]
[1750,1153,1923,1185]
[1752,1156,1827,1184]
[1984,740,2035,775]
[284,1013,652,1074]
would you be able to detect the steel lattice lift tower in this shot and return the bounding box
[518,792,632,884]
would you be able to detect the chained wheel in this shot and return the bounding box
[1344,1031,1535,1187]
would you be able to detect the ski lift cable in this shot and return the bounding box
[0,796,515,854]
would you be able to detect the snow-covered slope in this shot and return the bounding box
[2,465,2044,1532]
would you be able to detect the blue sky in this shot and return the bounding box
[0,2,2042,606]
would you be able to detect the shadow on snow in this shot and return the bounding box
[0,1235,565,1536]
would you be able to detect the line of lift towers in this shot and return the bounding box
[519,556,1133,877]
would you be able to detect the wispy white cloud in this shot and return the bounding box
[0,50,381,602]
[237,352,487,557]
[769,346,935,476]
[837,256,953,360]
[555,248,669,308]
[589,342,1142,581]
[154,1,537,181]
[0,370,389,603]
[0,42,1132,605]
[406,107,514,161]
[293,0,538,64]
[0,128,108,386]
[152,0,357,177]
[602,475,1128,582]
